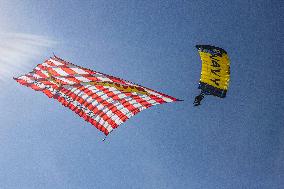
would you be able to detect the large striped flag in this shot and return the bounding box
[14,56,180,135]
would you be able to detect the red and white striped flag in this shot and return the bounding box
[14,56,180,135]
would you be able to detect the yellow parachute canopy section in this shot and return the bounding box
[194,45,230,106]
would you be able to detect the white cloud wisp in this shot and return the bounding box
[0,33,56,81]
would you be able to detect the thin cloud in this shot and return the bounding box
[0,32,56,81]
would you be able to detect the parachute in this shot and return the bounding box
[194,45,230,106]
[14,55,180,135]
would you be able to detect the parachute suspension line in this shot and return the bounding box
[193,91,205,106]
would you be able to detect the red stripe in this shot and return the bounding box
[33,69,48,78]
[14,77,26,85]
[47,59,67,67]
[93,85,151,122]
[58,86,119,129]
[144,87,178,101]
[94,86,154,109]
[42,89,54,98]
[15,73,61,98]
[46,60,57,67]
[147,94,167,104]
[57,74,82,84]
[46,67,63,77]
[78,86,127,125]
[45,87,110,134]
[95,85,139,112]
[53,93,109,135]
[37,65,81,84]
[52,56,179,101]
[53,56,128,84]
[39,64,89,84]
[29,70,64,88]
[81,86,130,123]
[84,85,156,128]
[102,85,153,107]
[60,67,77,75]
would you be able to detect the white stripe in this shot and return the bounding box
[145,89,174,102]
[43,86,113,132]
[29,73,42,79]
[106,87,146,110]
[119,82,174,103]
[51,68,70,76]
[138,94,160,105]
[105,86,159,107]
[26,73,60,90]
[32,69,75,85]
[19,76,47,90]
[55,90,113,133]
[86,73,113,82]
[70,67,89,75]
[95,76,113,82]
[18,75,34,83]
[49,59,65,66]
[34,68,49,77]
[111,101,134,116]
[93,86,145,116]
[86,86,131,121]
[75,76,92,82]
[43,74,92,83]
[45,85,59,95]
[69,85,125,126]
[94,90,134,117]
[41,62,52,67]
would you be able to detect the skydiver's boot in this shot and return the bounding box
[194,101,201,106]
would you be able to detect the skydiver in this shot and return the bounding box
[194,92,205,106]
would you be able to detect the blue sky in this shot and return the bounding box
[0,0,283,188]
